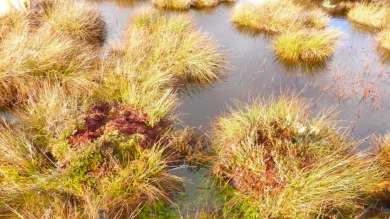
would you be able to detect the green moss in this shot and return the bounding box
[138,201,178,218]
[61,144,104,194]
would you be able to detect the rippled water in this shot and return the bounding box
[98,0,390,215]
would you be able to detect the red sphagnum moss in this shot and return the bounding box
[69,103,165,147]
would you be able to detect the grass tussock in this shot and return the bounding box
[0,26,97,108]
[152,0,192,10]
[152,0,234,10]
[231,0,330,34]
[371,134,390,203]
[0,84,182,218]
[42,0,105,46]
[212,96,382,218]
[116,9,224,86]
[273,29,339,65]
[347,3,390,31]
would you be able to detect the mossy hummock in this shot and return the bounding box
[212,97,382,218]
[0,86,181,218]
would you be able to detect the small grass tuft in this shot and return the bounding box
[152,0,192,10]
[273,29,338,66]
[212,96,383,218]
[231,0,329,34]
[42,0,105,46]
[120,9,225,86]
[347,3,390,31]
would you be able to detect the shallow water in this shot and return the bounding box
[97,0,390,216]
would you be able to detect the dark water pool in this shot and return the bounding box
[97,0,390,215]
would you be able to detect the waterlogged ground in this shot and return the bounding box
[98,0,390,216]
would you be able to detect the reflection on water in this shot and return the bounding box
[97,1,390,216]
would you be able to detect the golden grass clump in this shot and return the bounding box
[0,84,182,218]
[0,11,29,42]
[371,134,390,203]
[117,9,224,86]
[0,27,97,108]
[152,0,192,10]
[231,0,329,34]
[347,3,390,31]
[212,96,382,218]
[273,29,338,65]
[95,61,177,127]
[42,0,105,45]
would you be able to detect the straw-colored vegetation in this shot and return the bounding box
[378,29,390,58]
[115,9,224,86]
[320,0,356,16]
[347,3,390,31]
[0,0,107,108]
[273,29,338,65]
[42,0,105,45]
[153,0,192,10]
[0,11,29,42]
[212,97,382,218]
[0,26,97,108]
[231,0,329,34]
[152,0,234,10]
[371,134,390,203]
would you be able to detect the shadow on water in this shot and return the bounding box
[97,1,390,216]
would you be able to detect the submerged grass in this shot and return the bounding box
[347,3,390,31]
[212,96,382,218]
[273,29,339,65]
[116,9,224,86]
[231,0,330,34]
[42,0,105,46]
